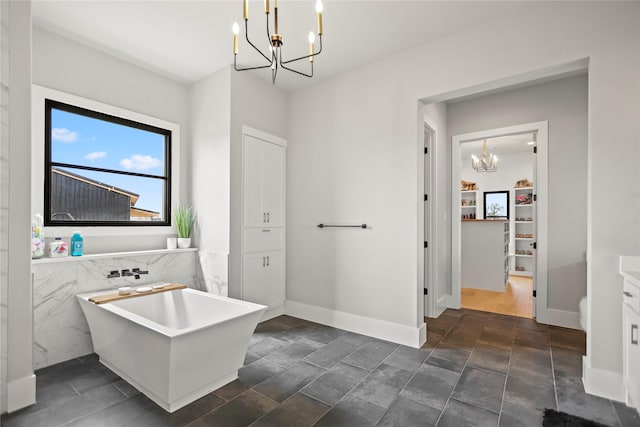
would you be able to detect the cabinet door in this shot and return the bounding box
[242,253,264,304]
[623,304,640,407]
[243,135,265,228]
[263,251,286,308]
[262,142,286,227]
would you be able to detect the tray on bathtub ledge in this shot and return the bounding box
[89,283,187,304]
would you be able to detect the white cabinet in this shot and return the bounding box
[241,129,287,321]
[623,301,640,408]
[620,256,640,413]
[242,251,286,309]
[461,220,509,292]
[243,134,286,228]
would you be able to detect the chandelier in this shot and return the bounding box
[232,0,324,84]
[471,140,498,172]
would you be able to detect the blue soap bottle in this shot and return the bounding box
[70,231,84,256]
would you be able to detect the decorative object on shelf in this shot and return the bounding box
[232,0,324,84]
[166,237,177,250]
[471,140,498,172]
[48,237,68,258]
[31,213,45,259]
[515,194,533,205]
[514,178,533,188]
[461,179,477,191]
[174,205,196,249]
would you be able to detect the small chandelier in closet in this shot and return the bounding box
[471,140,498,172]
[232,0,324,84]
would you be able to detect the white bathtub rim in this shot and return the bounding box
[100,356,238,413]
[76,286,266,338]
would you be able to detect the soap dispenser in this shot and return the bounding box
[70,231,84,256]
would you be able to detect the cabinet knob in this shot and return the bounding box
[624,291,634,298]
[262,256,266,267]
[263,213,266,223]
[267,212,270,223]
[632,324,638,345]
[266,256,270,266]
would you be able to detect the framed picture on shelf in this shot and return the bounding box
[484,190,509,219]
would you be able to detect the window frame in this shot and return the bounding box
[483,190,510,220]
[32,84,181,238]
[44,99,172,227]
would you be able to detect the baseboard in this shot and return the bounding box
[418,322,427,347]
[7,374,36,413]
[537,308,581,330]
[582,356,624,402]
[260,303,285,322]
[285,300,424,348]
[437,295,449,314]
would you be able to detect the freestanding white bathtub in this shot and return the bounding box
[76,286,266,412]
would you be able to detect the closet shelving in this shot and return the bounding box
[461,190,480,220]
[513,186,534,277]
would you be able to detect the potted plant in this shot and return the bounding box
[174,204,195,249]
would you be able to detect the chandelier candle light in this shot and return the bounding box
[232,0,324,83]
[471,140,498,172]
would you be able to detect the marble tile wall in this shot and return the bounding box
[197,250,228,297]
[32,250,199,370]
[0,0,9,410]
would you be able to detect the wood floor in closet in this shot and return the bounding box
[461,275,533,318]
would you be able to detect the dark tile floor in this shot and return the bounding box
[2,309,639,426]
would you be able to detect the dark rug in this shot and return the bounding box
[543,409,610,427]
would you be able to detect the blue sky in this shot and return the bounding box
[51,108,166,215]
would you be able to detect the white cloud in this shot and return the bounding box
[52,128,78,143]
[84,151,107,160]
[120,154,161,171]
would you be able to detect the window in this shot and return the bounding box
[483,190,509,219]
[45,99,171,226]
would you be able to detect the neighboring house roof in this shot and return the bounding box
[52,167,160,217]
[130,207,160,218]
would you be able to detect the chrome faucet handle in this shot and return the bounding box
[121,269,134,277]
[132,268,149,274]
[107,270,121,279]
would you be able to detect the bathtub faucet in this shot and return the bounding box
[132,268,149,280]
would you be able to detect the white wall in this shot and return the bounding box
[450,75,587,314]
[0,0,8,411]
[229,70,288,299]
[287,2,639,398]
[31,27,190,253]
[191,67,231,255]
[5,1,34,412]
[189,67,288,298]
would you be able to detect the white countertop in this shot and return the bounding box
[32,248,198,264]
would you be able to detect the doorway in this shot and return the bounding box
[451,121,548,318]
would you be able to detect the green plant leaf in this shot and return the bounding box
[174,205,195,238]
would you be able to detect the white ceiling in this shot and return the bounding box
[460,133,536,158]
[31,1,531,91]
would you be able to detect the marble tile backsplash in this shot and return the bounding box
[32,250,199,370]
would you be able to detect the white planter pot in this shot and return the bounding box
[177,237,191,249]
